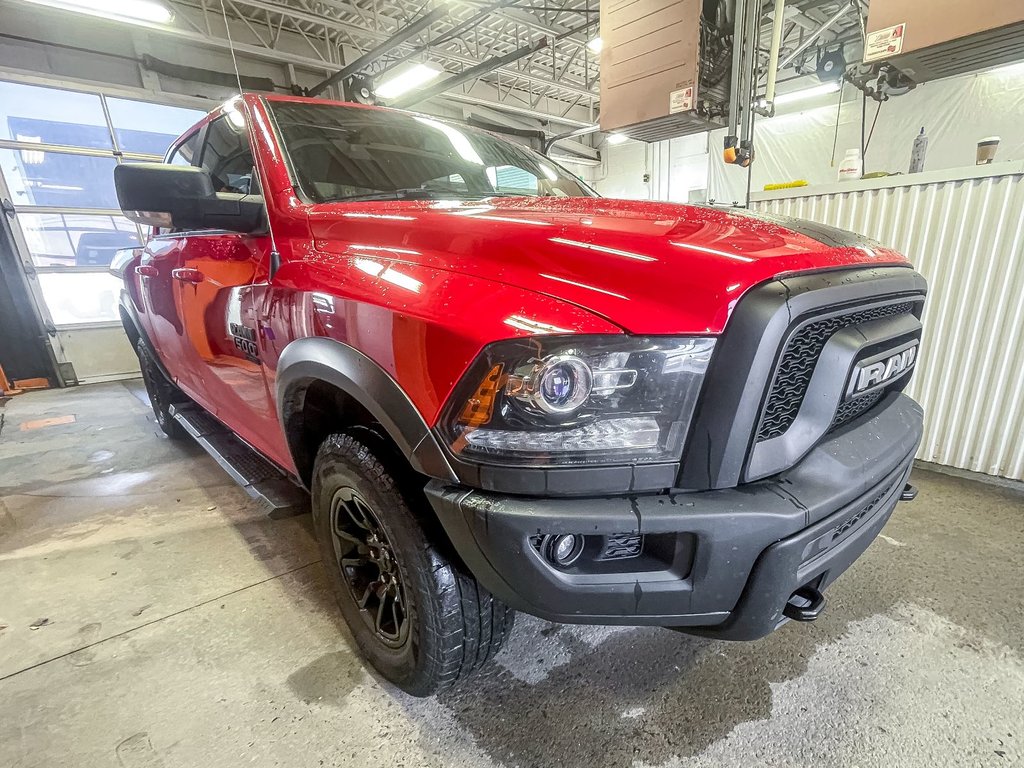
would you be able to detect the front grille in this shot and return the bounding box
[757,301,915,441]
[598,533,643,560]
[801,472,903,563]
[832,389,886,428]
[831,479,895,542]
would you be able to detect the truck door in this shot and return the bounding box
[174,112,284,462]
[134,129,202,394]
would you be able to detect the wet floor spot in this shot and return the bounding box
[287,650,365,708]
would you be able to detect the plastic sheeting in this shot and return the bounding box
[709,66,1024,203]
[752,166,1024,481]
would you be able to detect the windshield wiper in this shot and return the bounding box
[326,189,529,203]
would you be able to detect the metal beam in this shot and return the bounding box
[779,3,852,69]
[392,37,549,108]
[306,6,449,97]
[386,0,521,70]
[186,0,598,100]
[5,1,595,127]
[439,92,595,127]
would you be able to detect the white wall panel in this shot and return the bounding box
[752,166,1024,480]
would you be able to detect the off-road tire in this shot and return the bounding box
[312,431,515,696]
[136,339,187,440]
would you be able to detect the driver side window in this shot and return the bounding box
[199,115,257,195]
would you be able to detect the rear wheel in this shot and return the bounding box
[312,431,515,696]
[136,339,186,440]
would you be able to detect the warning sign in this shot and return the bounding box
[669,86,694,114]
[864,22,906,62]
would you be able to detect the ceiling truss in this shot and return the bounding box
[170,0,601,124]
[161,0,864,127]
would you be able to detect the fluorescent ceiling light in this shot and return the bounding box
[21,0,174,24]
[587,37,603,54]
[991,61,1024,75]
[549,154,601,167]
[16,135,43,165]
[773,81,841,105]
[606,133,629,145]
[376,63,443,99]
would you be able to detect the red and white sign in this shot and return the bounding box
[669,86,694,114]
[864,22,906,62]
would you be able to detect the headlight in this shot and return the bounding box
[438,335,716,467]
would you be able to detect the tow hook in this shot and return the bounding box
[783,586,826,622]
[900,483,918,502]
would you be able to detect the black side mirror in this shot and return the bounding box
[114,163,265,234]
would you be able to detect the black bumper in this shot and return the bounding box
[425,393,923,639]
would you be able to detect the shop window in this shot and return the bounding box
[0,149,120,209]
[0,81,112,148]
[17,212,141,267]
[106,97,205,156]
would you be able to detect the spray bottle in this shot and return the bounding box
[909,127,928,174]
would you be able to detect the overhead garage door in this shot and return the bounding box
[0,79,204,384]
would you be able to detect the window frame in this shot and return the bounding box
[196,114,259,196]
[166,127,203,167]
[0,78,207,330]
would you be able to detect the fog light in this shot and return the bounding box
[544,534,584,568]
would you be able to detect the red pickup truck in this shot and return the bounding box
[113,94,926,696]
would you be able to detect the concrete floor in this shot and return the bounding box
[1,381,1022,768]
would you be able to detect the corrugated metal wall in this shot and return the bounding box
[753,170,1024,481]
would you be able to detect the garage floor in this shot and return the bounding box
[1,381,1022,768]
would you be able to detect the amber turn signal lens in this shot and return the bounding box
[458,363,504,427]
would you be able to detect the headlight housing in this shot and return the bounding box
[438,335,716,467]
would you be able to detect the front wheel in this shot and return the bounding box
[136,339,186,440]
[312,432,515,696]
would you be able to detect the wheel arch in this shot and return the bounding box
[275,337,456,488]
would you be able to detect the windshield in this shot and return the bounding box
[268,101,596,203]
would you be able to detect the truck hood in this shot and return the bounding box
[307,197,910,334]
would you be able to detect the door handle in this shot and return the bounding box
[171,268,204,284]
[136,265,158,277]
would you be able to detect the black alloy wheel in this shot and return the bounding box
[311,432,516,696]
[329,487,409,649]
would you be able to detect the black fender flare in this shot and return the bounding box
[118,291,177,384]
[275,337,457,484]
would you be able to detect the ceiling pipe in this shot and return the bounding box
[391,37,549,109]
[763,0,786,110]
[306,6,449,98]
[542,124,599,154]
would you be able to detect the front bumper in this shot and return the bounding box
[425,393,923,639]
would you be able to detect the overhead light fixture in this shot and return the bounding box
[376,63,444,99]
[549,154,601,168]
[587,37,603,54]
[991,61,1024,76]
[16,135,44,165]
[20,0,175,24]
[773,81,841,106]
[606,133,629,145]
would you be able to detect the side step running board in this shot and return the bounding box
[170,404,307,516]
